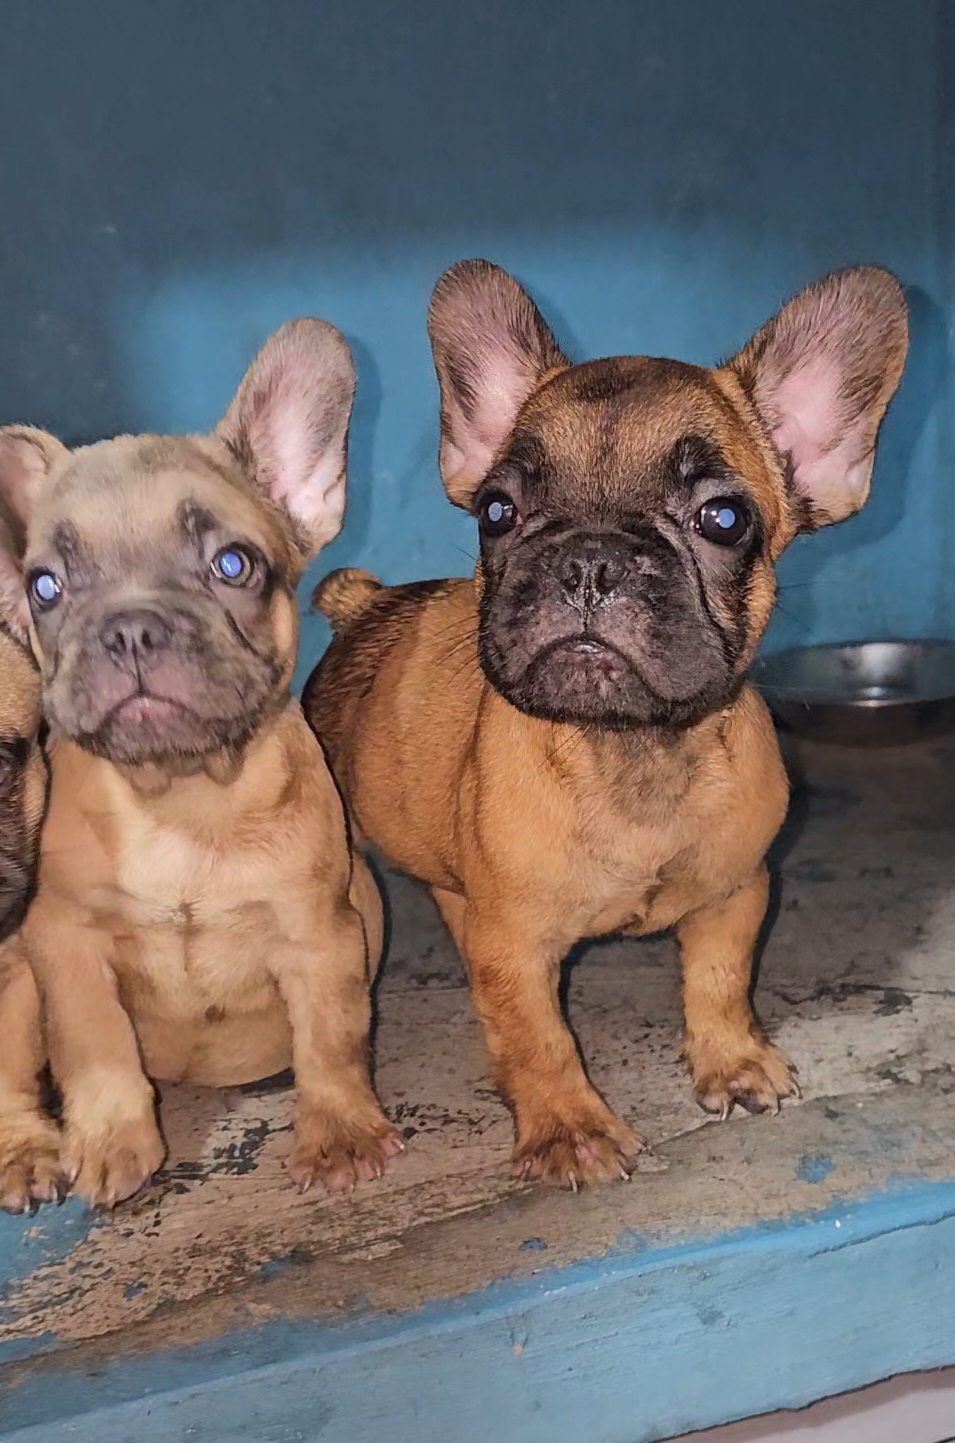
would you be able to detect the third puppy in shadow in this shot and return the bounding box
[305,260,907,1188]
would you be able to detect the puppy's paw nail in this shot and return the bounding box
[719,1101,731,1123]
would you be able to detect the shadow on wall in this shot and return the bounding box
[0,0,948,684]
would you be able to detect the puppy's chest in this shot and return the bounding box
[580,825,704,935]
[574,791,749,936]
[98,821,291,1006]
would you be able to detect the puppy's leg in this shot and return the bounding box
[276,861,401,1194]
[0,938,64,1212]
[348,849,385,986]
[434,888,643,1187]
[678,866,798,1118]
[25,901,165,1207]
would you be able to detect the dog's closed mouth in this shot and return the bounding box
[109,693,191,725]
[534,636,629,667]
[563,639,606,654]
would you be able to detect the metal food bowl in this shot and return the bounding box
[753,640,955,746]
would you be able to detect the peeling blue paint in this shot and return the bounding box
[796,1155,835,1185]
[2,1180,955,1442]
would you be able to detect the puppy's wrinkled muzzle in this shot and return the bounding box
[100,609,172,675]
[554,536,632,613]
[44,585,283,768]
[479,526,734,728]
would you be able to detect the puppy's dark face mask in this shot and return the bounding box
[427,261,908,732]
[474,362,775,728]
[0,318,357,773]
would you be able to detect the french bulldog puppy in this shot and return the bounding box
[304,260,908,1188]
[0,623,60,1211]
[0,319,401,1207]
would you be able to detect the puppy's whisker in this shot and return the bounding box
[435,630,479,666]
[546,722,590,767]
[770,600,812,633]
[427,617,480,645]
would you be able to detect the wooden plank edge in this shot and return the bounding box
[2,1179,955,1443]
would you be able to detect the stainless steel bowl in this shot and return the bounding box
[753,640,955,746]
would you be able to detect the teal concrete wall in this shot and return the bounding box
[0,0,948,690]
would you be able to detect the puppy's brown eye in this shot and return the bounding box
[478,492,518,537]
[211,546,255,586]
[696,498,750,547]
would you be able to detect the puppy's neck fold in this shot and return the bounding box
[48,695,295,804]
[544,707,733,814]
[117,746,247,799]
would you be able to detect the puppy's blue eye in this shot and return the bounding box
[478,491,518,537]
[696,498,751,547]
[211,546,255,586]
[29,569,62,610]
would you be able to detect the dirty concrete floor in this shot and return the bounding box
[2,734,955,1367]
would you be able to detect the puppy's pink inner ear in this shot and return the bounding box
[766,358,872,522]
[217,320,356,556]
[428,261,569,506]
[439,368,531,498]
[730,267,908,529]
[0,428,68,529]
[266,390,349,546]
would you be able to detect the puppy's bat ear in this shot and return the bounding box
[216,319,356,557]
[726,267,909,528]
[0,427,70,639]
[428,260,569,507]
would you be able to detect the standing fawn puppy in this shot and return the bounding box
[305,260,908,1188]
[0,624,60,1210]
[0,320,401,1207]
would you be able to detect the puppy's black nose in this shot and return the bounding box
[558,553,628,604]
[100,610,171,667]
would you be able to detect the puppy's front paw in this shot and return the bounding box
[513,1100,645,1190]
[287,1104,405,1195]
[0,1113,65,1213]
[64,1104,165,1209]
[690,1037,799,1120]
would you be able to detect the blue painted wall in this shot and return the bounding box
[0,0,949,688]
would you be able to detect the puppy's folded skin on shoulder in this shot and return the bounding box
[0,319,402,1210]
[305,258,908,1190]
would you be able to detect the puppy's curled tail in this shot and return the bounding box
[310,568,383,632]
